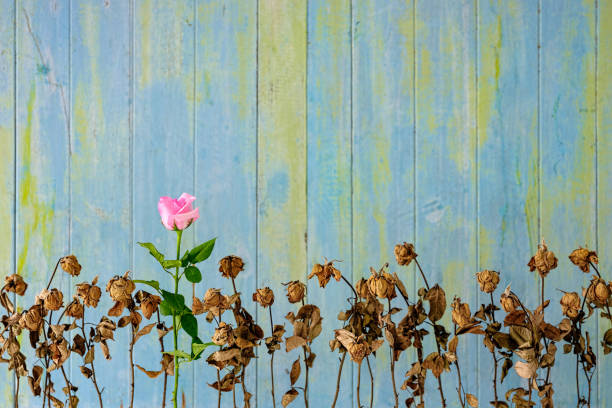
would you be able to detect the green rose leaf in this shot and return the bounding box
[159,300,173,316]
[184,266,202,283]
[163,350,191,360]
[180,313,198,338]
[161,260,182,269]
[188,238,216,264]
[138,242,165,264]
[181,250,190,267]
[192,340,215,360]
[161,290,185,314]
[133,279,160,293]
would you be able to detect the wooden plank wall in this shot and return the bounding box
[0,0,610,406]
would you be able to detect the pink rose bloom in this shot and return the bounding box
[158,193,200,231]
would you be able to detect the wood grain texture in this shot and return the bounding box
[307,0,353,406]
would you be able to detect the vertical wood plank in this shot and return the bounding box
[194,0,257,405]
[598,0,612,404]
[16,2,70,405]
[307,0,353,406]
[257,0,308,405]
[541,0,597,405]
[477,0,539,402]
[69,1,132,406]
[352,0,415,405]
[415,0,478,405]
[0,0,15,402]
[134,0,196,406]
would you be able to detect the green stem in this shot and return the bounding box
[172,230,183,408]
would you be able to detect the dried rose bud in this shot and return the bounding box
[212,322,234,346]
[219,255,244,279]
[203,288,230,316]
[106,272,135,302]
[38,288,64,311]
[65,299,84,319]
[348,342,368,364]
[253,287,275,307]
[367,270,396,300]
[286,281,306,304]
[560,292,581,319]
[451,297,472,327]
[476,270,500,293]
[569,247,598,273]
[60,255,82,277]
[355,278,371,299]
[135,290,161,319]
[500,293,519,313]
[528,240,558,278]
[3,274,28,296]
[19,304,45,331]
[76,280,102,308]
[96,317,117,341]
[394,242,418,266]
[308,261,342,288]
[586,277,611,306]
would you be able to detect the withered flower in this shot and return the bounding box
[367,267,396,299]
[106,272,135,302]
[286,281,306,304]
[212,322,234,346]
[203,288,230,317]
[135,290,162,319]
[451,297,473,327]
[65,298,84,319]
[308,260,342,288]
[96,317,117,341]
[37,288,64,311]
[500,291,519,313]
[334,329,383,363]
[60,255,82,277]
[569,247,598,273]
[252,287,275,307]
[528,240,558,277]
[560,292,581,319]
[3,274,28,296]
[394,242,418,266]
[355,278,371,299]
[586,276,611,307]
[219,255,244,279]
[19,304,45,331]
[76,277,102,308]
[476,270,499,293]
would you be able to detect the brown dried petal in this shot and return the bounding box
[451,297,472,327]
[212,322,234,346]
[219,255,244,279]
[355,278,371,299]
[60,255,82,277]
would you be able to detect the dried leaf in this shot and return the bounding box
[282,389,299,407]
[136,364,163,379]
[449,336,458,354]
[514,360,536,379]
[289,359,300,386]
[285,336,307,353]
[133,323,156,345]
[425,285,446,322]
[466,393,478,407]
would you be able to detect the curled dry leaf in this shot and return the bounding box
[289,358,300,386]
[465,393,478,407]
[281,388,299,407]
[424,285,446,322]
[136,364,163,379]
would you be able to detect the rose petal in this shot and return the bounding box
[173,208,199,230]
[177,193,196,213]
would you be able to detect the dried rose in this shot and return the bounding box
[19,304,45,331]
[3,274,28,296]
[355,278,371,299]
[76,277,102,308]
[219,255,244,279]
[308,261,342,288]
[37,288,64,311]
[106,272,135,302]
[528,240,558,277]
[65,298,84,319]
[394,242,418,266]
[569,247,598,273]
[203,288,230,316]
[586,277,611,306]
[212,322,234,346]
[451,297,472,327]
[135,290,161,319]
[560,292,581,319]
[367,268,396,299]
[476,270,500,293]
[286,281,306,304]
[60,255,82,277]
[500,292,519,313]
[252,287,274,307]
[96,317,117,341]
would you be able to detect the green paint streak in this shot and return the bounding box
[524,110,539,252]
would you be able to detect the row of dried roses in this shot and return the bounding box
[1,242,611,408]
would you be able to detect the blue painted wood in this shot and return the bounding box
[16,2,71,406]
[415,1,479,406]
[133,0,196,406]
[69,1,132,406]
[307,0,353,406]
[541,0,598,406]
[0,0,15,402]
[477,0,539,402]
[352,0,416,405]
[194,0,257,406]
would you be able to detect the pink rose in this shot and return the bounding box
[158,193,200,231]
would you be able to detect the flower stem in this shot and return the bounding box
[157,311,168,408]
[366,356,374,408]
[172,229,183,408]
[269,307,276,408]
[331,352,346,408]
[356,362,362,408]
[414,259,430,291]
